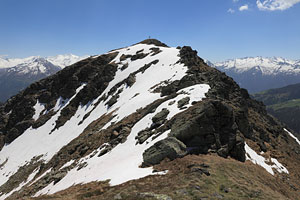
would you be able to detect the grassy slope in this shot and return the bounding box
[268,99,300,111]
[252,83,300,105]
[253,83,300,135]
[27,152,299,200]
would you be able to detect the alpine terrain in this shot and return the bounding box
[0,39,299,200]
[213,57,300,93]
[0,55,87,102]
[253,83,300,138]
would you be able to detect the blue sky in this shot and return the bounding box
[0,0,299,62]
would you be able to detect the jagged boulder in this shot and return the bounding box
[142,137,187,167]
[169,100,246,161]
[177,97,190,108]
[151,108,170,128]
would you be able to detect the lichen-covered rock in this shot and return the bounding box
[142,137,187,167]
[169,100,246,161]
[152,108,170,127]
[177,97,190,108]
[138,192,172,200]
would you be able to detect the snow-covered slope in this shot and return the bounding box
[211,57,300,93]
[0,40,299,199]
[0,42,207,197]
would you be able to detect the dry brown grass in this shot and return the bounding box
[27,153,299,200]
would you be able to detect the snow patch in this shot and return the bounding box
[60,160,74,170]
[0,167,39,200]
[0,83,87,187]
[284,128,300,145]
[245,143,288,175]
[29,168,52,186]
[33,100,45,121]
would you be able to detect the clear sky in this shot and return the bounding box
[0,0,299,62]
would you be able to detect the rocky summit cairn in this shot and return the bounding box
[0,39,300,199]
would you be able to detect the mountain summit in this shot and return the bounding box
[0,39,299,199]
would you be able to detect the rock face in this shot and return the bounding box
[152,108,170,128]
[0,39,299,199]
[169,100,246,161]
[142,137,186,167]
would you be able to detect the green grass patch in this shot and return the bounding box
[267,99,300,111]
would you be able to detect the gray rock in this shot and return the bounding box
[125,74,136,87]
[114,193,122,200]
[169,100,246,161]
[138,192,172,200]
[136,129,153,144]
[168,100,176,106]
[152,108,170,126]
[190,167,210,176]
[52,171,67,184]
[217,145,229,158]
[142,137,187,166]
[177,97,190,108]
[212,192,224,199]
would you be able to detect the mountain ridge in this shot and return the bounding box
[214,56,300,75]
[0,54,88,69]
[0,54,87,102]
[209,56,300,93]
[0,39,299,199]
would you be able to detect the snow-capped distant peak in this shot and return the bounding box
[0,56,40,69]
[214,57,300,75]
[7,57,60,76]
[46,54,88,68]
[0,54,88,70]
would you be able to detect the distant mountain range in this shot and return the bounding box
[208,57,300,137]
[0,54,87,102]
[209,57,300,93]
[253,83,300,137]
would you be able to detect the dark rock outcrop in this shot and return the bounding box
[151,108,170,128]
[169,100,246,161]
[142,44,287,164]
[177,97,190,109]
[142,137,187,167]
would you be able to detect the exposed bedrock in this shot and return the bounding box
[143,100,248,166]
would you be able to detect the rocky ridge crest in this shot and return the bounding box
[0,39,299,199]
